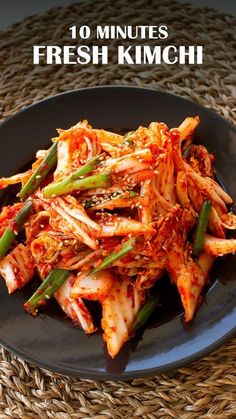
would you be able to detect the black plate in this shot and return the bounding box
[0,86,235,380]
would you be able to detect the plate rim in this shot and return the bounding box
[0,85,236,380]
[1,321,235,380]
[1,85,236,134]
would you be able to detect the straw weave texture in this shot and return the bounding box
[0,0,236,417]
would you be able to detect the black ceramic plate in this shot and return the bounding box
[0,86,235,380]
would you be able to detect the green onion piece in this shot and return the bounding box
[0,229,15,261]
[43,153,105,198]
[192,200,212,257]
[18,142,57,200]
[24,269,70,314]
[129,191,137,197]
[83,191,137,210]
[70,153,105,180]
[0,201,32,260]
[90,237,135,275]
[44,172,110,198]
[183,141,192,158]
[132,295,160,332]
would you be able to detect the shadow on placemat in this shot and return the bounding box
[0,0,236,418]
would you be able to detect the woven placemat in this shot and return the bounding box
[0,0,236,417]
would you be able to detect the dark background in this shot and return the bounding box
[0,0,236,29]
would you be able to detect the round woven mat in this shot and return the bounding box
[0,0,236,417]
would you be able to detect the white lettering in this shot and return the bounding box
[143,46,161,64]
[69,25,76,39]
[97,25,110,39]
[79,25,91,39]
[179,46,195,64]
[118,46,134,64]
[64,46,76,64]
[197,46,203,64]
[33,46,46,64]
[159,25,168,39]
[162,46,178,64]
[77,46,91,64]
[92,46,108,64]
[47,46,62,64]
